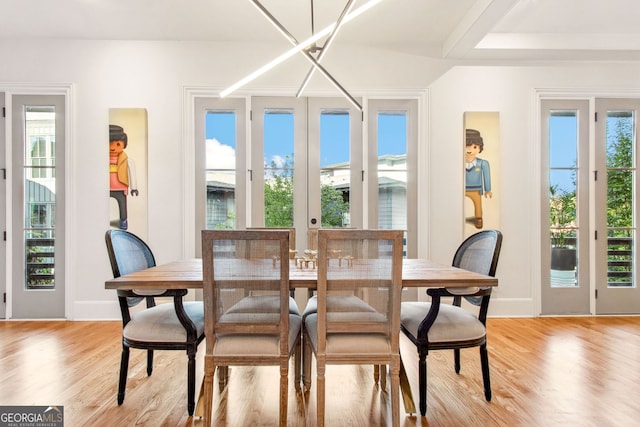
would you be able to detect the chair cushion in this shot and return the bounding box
[302,295,377,319]
[225,295,301,316]
[213,314,302,356]
[304,313,391,355]
[400,302,486,344]
[123,301,204,343]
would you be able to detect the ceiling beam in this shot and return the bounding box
[442,0,519,59]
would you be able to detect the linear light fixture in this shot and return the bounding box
[296,0,356,98]
[249,0,361,110]
[220,0,385,105]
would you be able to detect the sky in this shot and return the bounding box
[549,114,578,194]
[205,109,407,169]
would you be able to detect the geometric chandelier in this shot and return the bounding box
[220,0,387,110]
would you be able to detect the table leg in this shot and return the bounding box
[400,357,416,414]
[194,377,205,417]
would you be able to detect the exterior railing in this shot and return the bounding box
[26,238,55,288]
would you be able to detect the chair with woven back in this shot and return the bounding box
[302,227,385,390]
[400,229,503,416]
[105,229,205,416]
[200,229,302,427]
[303,229,404,426]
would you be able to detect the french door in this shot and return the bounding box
[594,99,640,314]
[11,94,66,319]
[195,95,417,258]
[541,98,640,315]
[250,96,363,251]
[0,93,5,318]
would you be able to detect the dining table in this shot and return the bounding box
[105,257,498,415]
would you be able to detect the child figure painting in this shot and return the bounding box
[463,112,500,237]
[109,124,138,230]
[109,109,148,236]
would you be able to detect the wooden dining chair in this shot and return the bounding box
[400,229,503,416]
[200,229,302,427]
[105,229,205,416]
[302,227,384,389]
[303,229,404,427]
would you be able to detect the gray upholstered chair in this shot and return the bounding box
[105,229,205,416]
[303,229,404,427]
[400,229,502,416]
[200,229,302,427]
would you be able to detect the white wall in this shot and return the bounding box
[429,64,640,317]
[0,39,435,319]
[3,39,640,319]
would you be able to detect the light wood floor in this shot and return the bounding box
[1,317,639,426]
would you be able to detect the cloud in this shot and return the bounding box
[206,138,235,169]
[270,155,286,168]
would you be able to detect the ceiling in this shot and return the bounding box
[1,0,640,62]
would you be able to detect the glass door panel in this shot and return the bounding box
[250,97,306,248]
[12,95,65,319]
[308,97,362,242]
[595,99,639,314]
[548,111,579,287]
[195,96,246,257]
[319,110,351,227]
[367,99,417,259]
[541,100,589,315]
[377,112,407,230]
[205,111,237,229]
[0,92,4,318]
[264,110,295,227]
[605,112,634,288]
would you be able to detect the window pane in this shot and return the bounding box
[548,110,578,287]
[605,110,635,288]
[320,110,350,227]
[377,112,407,231]
[24,106,56,289]
[206,111,236,229]
[264,110,294,227]
[549,112,578,168]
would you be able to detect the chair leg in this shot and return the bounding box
[203,356,215,427]
[316,358,326,427]
[454,348,461,374]
[373,365,380,384]
[302,336,312,392]
[118,345,130,405]
[147,349,154,376]
[379,364,387,390]
[279,362,289,427]
[218,366,229,391]
[187,348,196,416]
[418,348,427,416]
[480,344,492,401]
[294,338,302,392]
[390,357,401,427]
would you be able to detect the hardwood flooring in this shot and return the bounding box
[1,317,639,426]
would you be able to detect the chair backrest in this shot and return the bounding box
[451,230,503,305]
[453,230,502,276]
[316,229,404,354]
[105,229,156,278]
[201,229,291,353]
[247,227,295,251]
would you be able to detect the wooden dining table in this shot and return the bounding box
[105,257,498,415]
[105,258,498,290]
